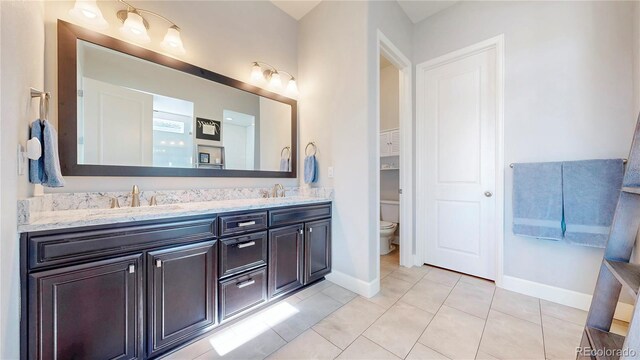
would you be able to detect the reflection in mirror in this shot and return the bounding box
[76,40,292,172]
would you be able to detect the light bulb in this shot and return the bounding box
[251,63,263,82]
[69,0,108,29]
[286,78,298,97]
[269,71,282,88]
[120,11,150,43]
[161,26,186,55]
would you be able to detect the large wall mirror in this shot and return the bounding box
[58,20,296,178]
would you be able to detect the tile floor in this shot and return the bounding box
[165,248,628,360]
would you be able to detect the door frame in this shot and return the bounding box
[375,31,414,269]
[415,35,505,286]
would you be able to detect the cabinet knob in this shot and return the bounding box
[128,264,136,273]
[156,260,162,268]
[299,229,303,235]
[309,227,313,233]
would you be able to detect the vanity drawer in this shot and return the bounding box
[269,204,331,227]
[27,217,217,270]
[220,231,268,278]
[219,212,267,237]
[219,267,267,321]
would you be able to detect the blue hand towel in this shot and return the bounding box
[29,120,45,184]
[304,155,317,184]
[563,159,623,248]
[512,162,564,240]
[280,158,290,172]
[42,120,65,187]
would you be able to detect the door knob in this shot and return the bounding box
[484,191,493,197]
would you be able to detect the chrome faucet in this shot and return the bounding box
[272,184,285,198]
[131,185,140,207]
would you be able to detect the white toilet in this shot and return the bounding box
[380,200,399,255]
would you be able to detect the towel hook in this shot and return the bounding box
[281,146,291,159]
[305,142,317,157]
[30,88,50,122]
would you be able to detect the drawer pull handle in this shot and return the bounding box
[156,260,162,268]
[238,221,257,227]
[238,241,256,249]
[236,279,255,288]
[128,264,135,274]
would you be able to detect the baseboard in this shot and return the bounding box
[501,275,632,322]
[326,270,380,298]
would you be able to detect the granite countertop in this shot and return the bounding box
[18,196,331,233]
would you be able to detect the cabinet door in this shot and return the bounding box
[147,241,217,356]
[304,219,332,284]
[268,225,304,299]
[28,254,143,360]
[390,130,401,155]
[380,132,390,156]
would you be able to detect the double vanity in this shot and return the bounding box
[19,198,332,359]
[18,16,328,359]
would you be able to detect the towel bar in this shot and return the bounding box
[305,142,317,156]
[280,146,291,159]
[30,88,51,122]
[509,159,628,168]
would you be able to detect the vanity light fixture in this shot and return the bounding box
[69,0,109,29]
[250,62,298,97]
[120,10,150,43]
[116,0,186,54]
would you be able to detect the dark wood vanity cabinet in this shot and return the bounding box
[304,219,332,284]
[268,224,304,299]
[147,241,217,357]
[28,254,143,360]
[21,202,331,360]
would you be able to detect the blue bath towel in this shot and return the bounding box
[29,120,45,184]
[304,155,317,184]
[563,159,623,248]
[29,120,64,187]
[512,162,564,240]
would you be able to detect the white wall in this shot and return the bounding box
[380,64,399,131]
[414,1,637,294]
[299,0,412,292]
[635,1,640,119]
[0,2,45,358]
[298,1,371,287]
[44,0,299,193]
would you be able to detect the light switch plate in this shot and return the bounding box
[328,166,334,178]
[17,144,25,175]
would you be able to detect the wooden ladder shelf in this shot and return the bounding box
[581,114,640,360]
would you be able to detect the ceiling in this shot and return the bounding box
[270,0,458,24]
[396,1,459,23]
[270,0,322,21]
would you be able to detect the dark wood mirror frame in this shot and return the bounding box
[57,20,297,178]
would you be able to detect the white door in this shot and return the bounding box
[419,48,498,280]
[82,78,153,166]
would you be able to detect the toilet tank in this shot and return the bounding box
[380,200,400,223]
